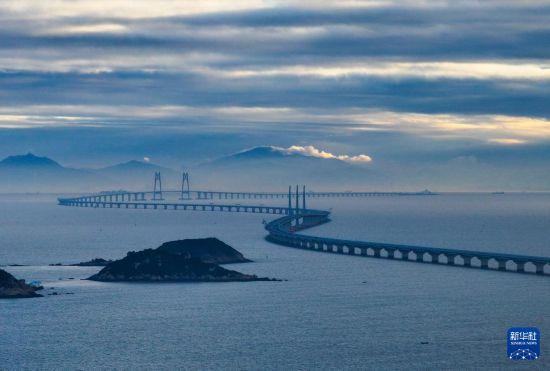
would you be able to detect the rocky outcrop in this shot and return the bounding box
[0,269,42,298]
[50,258,113,267]
[156,238,251,264]
[72,258,113,266]
[87,248,271,282]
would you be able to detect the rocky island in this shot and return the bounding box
[88,238,274,282]
[49,258,113,267]
[156,238,251,264]
[0,269,42,299]
[72,258,113,266]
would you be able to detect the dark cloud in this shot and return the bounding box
[171,4,549,29]
[1,4,549,60]
[1,70,548,117]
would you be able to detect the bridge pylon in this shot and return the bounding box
[288,186,292,216]
[291,185,307,227]
[295,185,299,218]
[303,185,306,210]
[180,171,191,200]
[288,185,307,224]
[153,171,164,200]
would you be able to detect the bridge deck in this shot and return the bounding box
[65,189,436,203]
[58,198,291,214]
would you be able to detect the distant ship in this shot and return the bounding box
[492,191,505,195]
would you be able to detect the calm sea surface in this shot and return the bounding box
[1,193,549,370]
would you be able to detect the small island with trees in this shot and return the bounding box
[88,238,275,282]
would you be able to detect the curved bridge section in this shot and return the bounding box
[58,194,549,276]
[265,213,550,276]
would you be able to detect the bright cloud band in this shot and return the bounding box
[284,145,372,163]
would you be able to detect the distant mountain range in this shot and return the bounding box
[0,147,382,192]
[0,153,178,193]
[94,160,177,186]
[193,146,385,189]
[0,153,63,169]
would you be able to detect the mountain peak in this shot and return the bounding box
[101,159,164,171]
[0,153,62,168]
[231,146,290,159]
[121,160,155,167]
[95,160,180,182]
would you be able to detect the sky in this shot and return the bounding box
[0,0,549,190]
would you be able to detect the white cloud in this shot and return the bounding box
[217,61,550,81]
[346,111,550,143]
[0,1,272,19]
[488,138,527,145]
[43,23,129,35]
[284,145,372,163]
[1,105,548,145]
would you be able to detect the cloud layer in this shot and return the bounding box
[0,1,548,188]
[284,145,372,163]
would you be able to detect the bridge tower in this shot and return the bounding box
[153,172,164,200]
[288,186,292,216]
[302,185,306,210]
[295,185,299,216]
[180,171,190,200]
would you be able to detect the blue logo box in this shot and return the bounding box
[508,327,540,360]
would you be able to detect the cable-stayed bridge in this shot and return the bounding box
[57,174,549,276]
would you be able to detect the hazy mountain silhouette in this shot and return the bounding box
[0,153,96,192]
[97,160,171,173]
[0,148,390,192]
[0,154,178,193]
[94,160,179,190]
[0,153,64,169]
[194,146,385,190]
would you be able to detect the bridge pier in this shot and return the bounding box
[497,259,507,271]
[515,261,525,273]
[415,251,424,262]
[447,254,457,266]
[535,263,545,275]
[480,257,490,270]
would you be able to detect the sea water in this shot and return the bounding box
[1,193,549,370]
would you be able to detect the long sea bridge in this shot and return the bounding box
[65,189,434,203]
[58,179,549,276]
